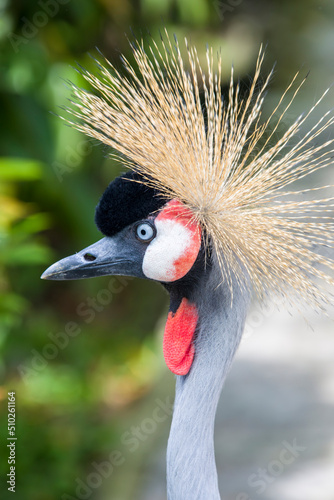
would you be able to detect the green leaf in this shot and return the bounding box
[11,213,52,236]
[0,292,28,314]
[0,158,44,181]
[1,243,52,265]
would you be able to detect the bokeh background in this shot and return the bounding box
[0,1,334,499]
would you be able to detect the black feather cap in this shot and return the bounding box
[95,171,167,237]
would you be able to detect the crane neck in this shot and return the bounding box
[165,256,249,500]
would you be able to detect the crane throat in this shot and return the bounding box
[163,297,198,375]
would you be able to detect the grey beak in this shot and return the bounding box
[41,235,145,280]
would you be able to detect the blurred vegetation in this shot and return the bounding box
[0,0,333,499]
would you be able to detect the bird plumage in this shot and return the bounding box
[63,31,334,310]
[166,251,249,500]
[94,171,165,237]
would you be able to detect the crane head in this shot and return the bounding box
[42,171,204,375]
[41,171,202,284]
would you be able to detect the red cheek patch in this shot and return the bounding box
[163,297,198,375]
[156,200,201,281]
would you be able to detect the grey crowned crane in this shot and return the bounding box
[42,33,334,500]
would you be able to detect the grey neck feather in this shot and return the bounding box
[166,257,249,500]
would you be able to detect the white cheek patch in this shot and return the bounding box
[142,219,195,282]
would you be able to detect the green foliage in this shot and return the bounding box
[0,158,51,337]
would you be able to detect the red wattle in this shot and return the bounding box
[163,298,198,375]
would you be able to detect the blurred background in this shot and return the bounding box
[0,0,334,499]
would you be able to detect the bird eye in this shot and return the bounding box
[135,222,156,242]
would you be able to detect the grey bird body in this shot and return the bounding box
[166,255,249,499]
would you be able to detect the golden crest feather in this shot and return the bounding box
[62,30,334,310]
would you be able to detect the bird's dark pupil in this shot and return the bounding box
[141,229,146,235]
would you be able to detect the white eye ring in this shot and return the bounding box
[135,222,156,242]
